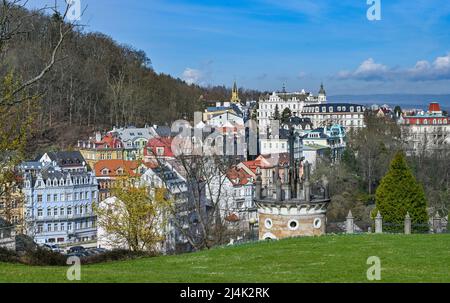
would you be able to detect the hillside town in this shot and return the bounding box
[1,82,449,255]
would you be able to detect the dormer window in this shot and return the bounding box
[117,168,124,175]
[101,168,109,175]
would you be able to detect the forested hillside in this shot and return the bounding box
[1,6,259,154]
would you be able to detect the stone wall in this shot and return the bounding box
[259,213,326,240]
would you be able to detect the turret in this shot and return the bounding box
[255,174,262,200]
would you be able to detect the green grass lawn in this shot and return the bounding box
[1,234,449,283]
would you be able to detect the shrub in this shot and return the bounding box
[0,247,20,263]
[375,151,429,233]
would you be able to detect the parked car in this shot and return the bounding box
[68,246,85,254]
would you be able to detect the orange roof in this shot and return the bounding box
[145,137,174,158]
[241,154,290,173]
[429,102,441,112]
[227,167,254,186]
[94,160,141,178]
[95,133,123,149]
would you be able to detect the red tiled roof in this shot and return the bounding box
[145,137,174,158]
[94,160,141,177]
[429,102,441,112]
[227,167,253,186]
[95,133,123,149]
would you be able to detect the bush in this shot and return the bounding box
[0,247,20,263]
[82,249,155,265]
[21,247,67,266]
[1,245,157,266]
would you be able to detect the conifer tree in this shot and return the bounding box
[375,151,429,232]
[273,105,281,120]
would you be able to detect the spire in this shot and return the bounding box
[231,80,240,103]
[319,82,326,96]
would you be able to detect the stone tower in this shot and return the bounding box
[254,156,330,240]
[318,83,327,103]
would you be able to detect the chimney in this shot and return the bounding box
[95,131,102,142]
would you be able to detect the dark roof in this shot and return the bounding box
[303,103,366,114]
[154,126,173,138]
[286,117,313,128]
[39,151,86,167]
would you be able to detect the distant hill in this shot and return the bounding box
[330,94,450,111]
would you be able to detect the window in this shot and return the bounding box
[54,224,58,232]
[47,194,51,202]
[156,147,165,156]
[46,208,51,216]
[37,195,43,203]
[265,218,273,229]
[47,224,52,232]
[67,207,72,216]
[37,208,43,217]
[60,208,65,216]
[53,194,58,202]
[53,208,58,216]
[68,223,72,231]
[313,218,322,229]
[37,224,43,234]
[60,223,65,231]
[288,220,299,230]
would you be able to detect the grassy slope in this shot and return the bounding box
[1,234,449,283]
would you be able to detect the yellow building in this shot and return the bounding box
[77,133,125,170]
[0,179,25,234]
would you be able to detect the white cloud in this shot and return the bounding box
[182,68,203,85]
[338,58,390,81]
[338,53,450,82]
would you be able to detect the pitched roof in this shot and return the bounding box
[145,138,174,158]
[227,167,254,186]
[94,160,141,177]
[40,151,86,168]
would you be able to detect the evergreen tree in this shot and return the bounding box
[281,108,292,124]
[375,151,429,232]
[273,105,281,120]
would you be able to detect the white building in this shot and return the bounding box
[399,102,450,154]
[257,85,326,131]
[301,103,366,129]
[208,111,244,128]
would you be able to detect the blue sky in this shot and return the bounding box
[31,0,450,95]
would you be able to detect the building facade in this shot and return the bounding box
[301,103,366,129]
[400,102,450,154]
[20,152,98,245]
[257,85,326,131]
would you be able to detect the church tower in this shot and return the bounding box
[318,83,327,103]
[231,81,241,104]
